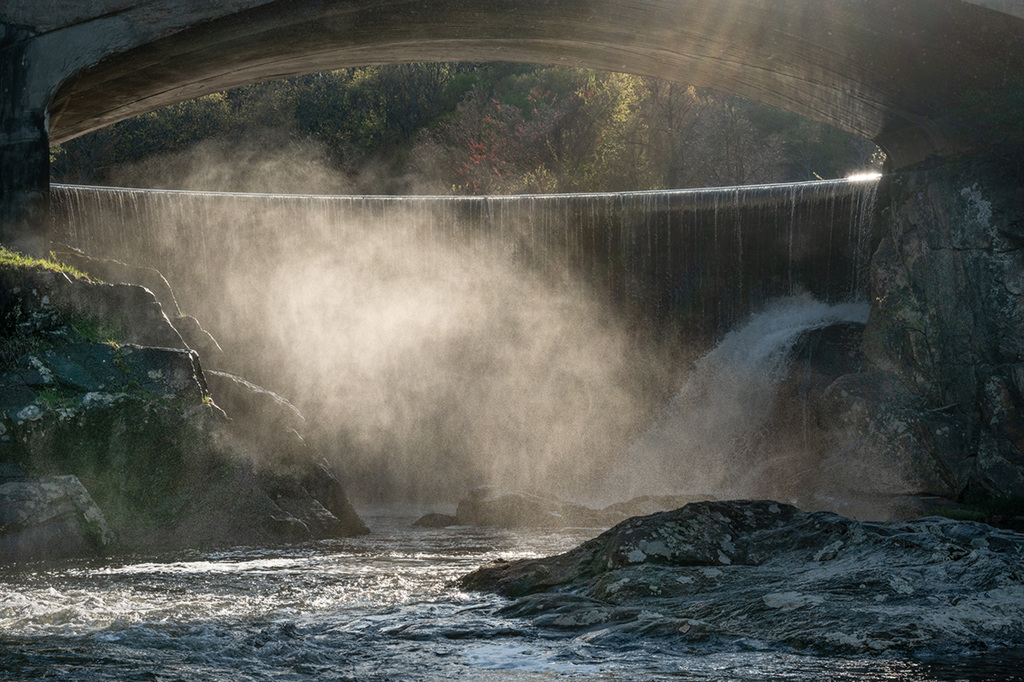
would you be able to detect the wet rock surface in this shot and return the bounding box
[461,500,1024,656]
[0,261,367,561]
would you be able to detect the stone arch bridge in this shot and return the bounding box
[3,0,1024,499]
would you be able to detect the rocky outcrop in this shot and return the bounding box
[416,489,704,530]
[454,489,626,529]
[49,245,226,366]
[0,265,185,350]
[461,500,1024,656]
[865,148,1024,500]
[0,259,367,561]
[0,474,113,561]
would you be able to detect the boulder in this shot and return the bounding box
[299,462,369,536]
[205,370,305,443]
[462,500,1024,656]
[413,512,457,528]
[0,475,113,561]
[454,488,625,529]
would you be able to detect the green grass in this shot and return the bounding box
[0,246,92,280]
[37,389,73,411]
[70,315,123,346]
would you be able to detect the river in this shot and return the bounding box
[1,513,1021,681]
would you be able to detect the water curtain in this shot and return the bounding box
[50,179,879,341]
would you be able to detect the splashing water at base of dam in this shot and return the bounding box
[2,515,1022,681]
[603,295,871,505]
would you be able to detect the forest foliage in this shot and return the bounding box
[51,63,882,194]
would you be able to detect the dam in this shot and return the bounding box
[50,177,880,343]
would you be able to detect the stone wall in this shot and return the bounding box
[0,25,49,255]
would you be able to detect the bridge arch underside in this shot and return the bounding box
[46,0,1024,168]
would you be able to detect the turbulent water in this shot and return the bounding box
[603,296,871,503]
[1,515,1020,681]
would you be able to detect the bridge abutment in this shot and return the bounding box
[865,147,1024,497]
[1,25,50,256]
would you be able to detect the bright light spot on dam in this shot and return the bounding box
[846,171,883,182]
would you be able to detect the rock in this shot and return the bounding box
[865,149,1024,499]
[171,314,225,366]
[454,488,625,529]
[0,265,185,350]
[257,467,369,539]
[298,462,369,536]
[0,261,368,559]
[51,245,227,366]
[205,369,305,439]
[51,245,183,317]
[461,500,1024,656]
[0,475,113,561]
[813,372,970,502]
[413,512,457,528]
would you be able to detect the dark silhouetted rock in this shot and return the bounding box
[413,512,457,528]
[462,500,1024,656]
[455,488,625,529]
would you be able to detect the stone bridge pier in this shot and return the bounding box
[2,0,1024,499]
[1,25,49,255]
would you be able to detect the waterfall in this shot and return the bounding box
[49,178,880,345]
[602,295,871,503]
[47,180,880,504]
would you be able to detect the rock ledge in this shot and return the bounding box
[461,500,1024,656]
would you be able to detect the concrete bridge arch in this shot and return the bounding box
[3,0,1024,250]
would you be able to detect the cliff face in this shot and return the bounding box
[0,259,366,563]
[865,147,1024,500]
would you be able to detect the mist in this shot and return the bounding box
[63,140,891,514]
[217,217,677,506]
[600,297,870,505]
